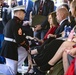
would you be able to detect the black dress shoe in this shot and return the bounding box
[16,72,21,75]
[37,63,54,73]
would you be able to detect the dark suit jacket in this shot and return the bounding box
[32,0,54,16]
[55,18,70,37]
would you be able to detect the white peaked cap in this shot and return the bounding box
[13,5,25,12]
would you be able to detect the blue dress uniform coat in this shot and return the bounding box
[0,16,29,61]
[0,5,28,74]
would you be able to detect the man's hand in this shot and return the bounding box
[47,34,56,38]
[34,25,42,31]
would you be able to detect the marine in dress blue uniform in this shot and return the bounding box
[0,5,29,75]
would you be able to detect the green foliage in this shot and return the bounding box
[32,0,36,2]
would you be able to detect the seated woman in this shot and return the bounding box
[62,1,76,74]
[34,11,59,44]
[25,11,58,48]
[31,11,59,54]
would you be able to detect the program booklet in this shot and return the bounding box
[32,15,46,27]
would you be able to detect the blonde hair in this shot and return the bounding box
[70,0,76,17]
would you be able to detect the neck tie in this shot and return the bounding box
[38,1,43,15]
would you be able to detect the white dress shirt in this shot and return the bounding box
[25,0,29,11]
[41,0,45,4]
